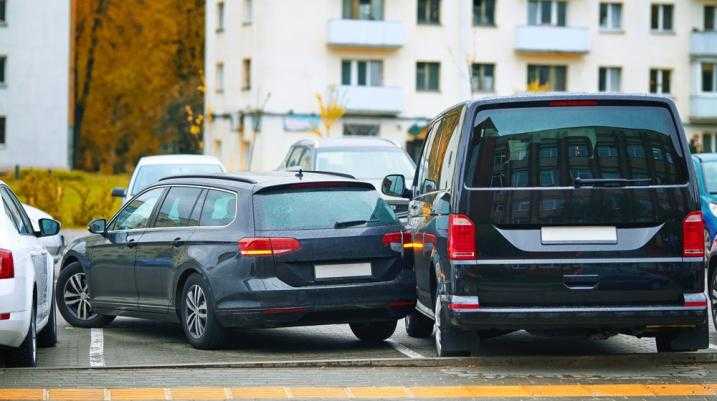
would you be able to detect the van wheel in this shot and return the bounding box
[434,297,471,357]
[350,320,397,343]
[405,310,433,338]
[56,262,115,328]
[8,302,37,367]
[655,324,707,353]
[709,268,717,332]
[181,274,226,350]
[37,298,57,348]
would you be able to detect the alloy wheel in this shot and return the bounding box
[434,298,443,356]
[30,309,37,365]
[711,272,717,327]
[185,285,208,339]
[63,272,97,321]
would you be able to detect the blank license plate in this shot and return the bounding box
[541,226,617,245]
[315,263,372,279]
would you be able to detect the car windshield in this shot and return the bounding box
[315,149,415,180]
[130,164,223,195]
[701,161,717,194]
[254,187,398,231]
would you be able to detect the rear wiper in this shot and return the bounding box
[574,177,652,188]
[334,219,380,229]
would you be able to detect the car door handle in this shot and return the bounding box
[127,239,137,248]
[172,238,183,248]
[563,274,599,290]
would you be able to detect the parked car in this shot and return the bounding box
[695,154,717,331]
[0,181,60,367]
[58,172,415,349]
[382,94,709,356]
[112,155,226,204]
[280,138,416,216]
[23,204,65,264]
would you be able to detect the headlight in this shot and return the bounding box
[709,203,717,217]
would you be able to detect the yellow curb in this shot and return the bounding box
[0,389,44,401]
[232,387,288,399]
[170,387,229,400]
[110,387,166,401]
[347,386,410,398]
[48,388,105,401]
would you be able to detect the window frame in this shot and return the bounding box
[527,0,567,27]
[471,63,496,93]
[599,2,623,31]
[701,62,717,93]
[216,1,225,33]
[0,186,33,236]
[649,68,672,94]
[527,64,567,92]
[152,186,206,229]
[0,115,5,147]
[650,3,674,32]
[215,62,224,93]
[198,188,239,228]
[342,0,384,21]
[598,66,622,92]
[0,0,6,25]
[242,0,253,25]
[706,5,715,31]
[242,58,252,91]
[417,0,441,25]
[416,61,441,92]
[108,187,167,232]
[473,0,496,26]
[0,55,6,86]
[341,59,384,87]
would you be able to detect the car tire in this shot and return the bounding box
[350,320,398,343]
[56,262,115,328]
[405,310,433,338]
[655,324,708,353]
[709,267,717,332]
[434,296,472,357]
[180,274,227,350]
[7,301,37,367]
[37,298,57,348]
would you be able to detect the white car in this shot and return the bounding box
[23,204,65,263]
[0,181,59,367]
[112,155,226,204]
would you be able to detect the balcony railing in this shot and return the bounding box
[337,85,404,115]
[690,31,717,57]
[327,19,406,48]
[690,95,717,121]
[515,25,590,54]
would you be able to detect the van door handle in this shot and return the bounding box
[127,239,137,248]
[563,274,599,290]
[173,238,183,247]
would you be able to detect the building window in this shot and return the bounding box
[0,116,5,146]
[599,2,622,30]
[242,59,251,91]
[703,63,716,93]
[343,123,380,136]
[341,60,383,87]
[473,0,496,26]
[416,62,440,92]
[0,0,6,24]
[215,62,224,93]
[471,63,495,92]
[598,67,621,92]
[0,55,5,85]
[649,68,671,94]
[650,4,673,32]
[417,0,440,24]
[528,0,567,27]
[706,5,715,31]
[527,64,567,91]
[243,0,253,24]
[216,1,224,32]
[342,0,384,21]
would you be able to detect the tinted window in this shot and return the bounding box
[130,164,223,196]
[200,190,237,226]
[426,113,460,191]
[1,188,31,234]
[113,188,165,231]
[154,187,204,228]
[701,161,717,194]
[465,105,687,188]
[254,188,397,231]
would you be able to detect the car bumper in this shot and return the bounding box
[0,310,31,348]
[214,273,416,328]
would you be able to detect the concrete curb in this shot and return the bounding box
[14,352,717,372]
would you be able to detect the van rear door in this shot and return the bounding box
[460,99,702,307]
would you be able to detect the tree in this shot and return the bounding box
[313,88,346,138]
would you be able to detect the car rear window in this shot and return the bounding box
[253,187,397,231]
[464,105,688,188]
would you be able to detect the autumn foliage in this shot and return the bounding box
[73,0,205,173]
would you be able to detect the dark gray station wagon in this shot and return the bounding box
[382,94,710,356]
[57,172,416,349]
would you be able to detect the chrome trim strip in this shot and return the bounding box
[458,306,707,313]
[452,257,700,266]
[462,183,690,192]
[415,300,435,320]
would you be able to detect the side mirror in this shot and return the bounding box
[88,218,108,235]
[381,174,411,199]
[111,187,127,198]
[37,218,61,237]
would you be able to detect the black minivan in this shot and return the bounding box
[382,94,710,356]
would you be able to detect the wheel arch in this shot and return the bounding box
[173,267,207,321]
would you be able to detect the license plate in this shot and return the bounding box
[541,226,617,245]
[315,263,372,279]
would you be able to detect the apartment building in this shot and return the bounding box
[0,0,71,169]
[204,0,717,172]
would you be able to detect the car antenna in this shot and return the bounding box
[295,168,304,179]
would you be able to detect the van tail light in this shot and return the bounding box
[383,232,413,252]
[0,250,14,280]
[448,214,477,260]
[683,293,708,308]
[238,238,301,257]
[682,211,705,257]
[448,296,480,312]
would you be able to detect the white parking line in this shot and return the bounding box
[89,328,105,368]
[387,339,425,359]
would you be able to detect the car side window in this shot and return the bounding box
[285,147,303,168]
[417,121,441,195]
[154,186,204,228]
[0,187,32,235]
[200,190,237,227]
[112,188,165,231]
[424,112,460,193]
[298,148,313,170]
[437,112,462,191]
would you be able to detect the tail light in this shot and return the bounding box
[682,211,705,257]
[683,293,708,308]
[238,238,301,256]
[448,214,477,260]
[0,313,9,320]
[448,296,480,312]
[383,232,414,252]
[0,249,13,280]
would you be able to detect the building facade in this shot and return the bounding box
[204,0,717,172]
[0,0,71,170]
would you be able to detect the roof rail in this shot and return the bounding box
[286,168,356,180]
[159,174,257,184]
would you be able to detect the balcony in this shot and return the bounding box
[690,31,717,57]
[690,95,717,121]
[515,25,590,54]
[327,19,406,49]
[337,85,404,115]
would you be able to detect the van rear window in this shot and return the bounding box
[464,105,688,188]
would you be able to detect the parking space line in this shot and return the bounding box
[89,328,105,368]
[386,339,425,359]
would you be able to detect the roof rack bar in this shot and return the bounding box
[159,175,257,184]
[285,169,355,180]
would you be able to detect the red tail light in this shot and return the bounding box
[682,211,705,257]
[0,249,14,280]
[0,313,9,320]
[548,100,598,107]
[383,232,414,251]
[238,238,301,256]
[448,214,477,260]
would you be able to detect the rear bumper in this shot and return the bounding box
[0,310,31,349]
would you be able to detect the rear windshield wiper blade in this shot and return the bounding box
[574,177,652,188]
[334,220,369,229]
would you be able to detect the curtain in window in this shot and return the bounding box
[370,0,384,20]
